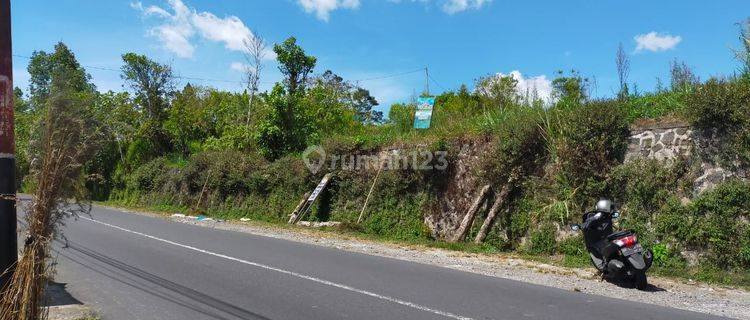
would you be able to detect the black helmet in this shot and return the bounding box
[595,199,616,214]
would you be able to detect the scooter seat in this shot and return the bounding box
[606,230,633,241]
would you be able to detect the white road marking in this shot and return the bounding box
[78,216,475,320]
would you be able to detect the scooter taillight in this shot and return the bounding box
[614,235,637,248]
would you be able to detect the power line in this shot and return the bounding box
[353,68,424,82]
[12,53,435,89]
[428,72,448,93]
[12,54,257,86]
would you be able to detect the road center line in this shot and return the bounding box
[78,216,474,320]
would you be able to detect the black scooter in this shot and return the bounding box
[571,210,653,290]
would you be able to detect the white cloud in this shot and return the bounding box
[441,0,490,14]
[634,32,682,53]
[230,62,248,72]
[132,0,264,58]
[388,0,489,14]
[298,0,490,20]
[485,71,553,103]
[297,0,361,21]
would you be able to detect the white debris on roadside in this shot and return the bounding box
[296,221,341,228]
[171,213,186,218]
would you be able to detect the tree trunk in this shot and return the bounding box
[474,185,510,244]
[452,184,491,242]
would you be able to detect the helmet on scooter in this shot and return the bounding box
[595,199,616,214]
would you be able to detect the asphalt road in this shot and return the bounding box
[20,201,728,320]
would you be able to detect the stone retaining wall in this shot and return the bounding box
[625,121,744,194]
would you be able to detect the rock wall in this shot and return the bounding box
[625,122,693,163]
[423,137,493,240]
[625,121,744,194]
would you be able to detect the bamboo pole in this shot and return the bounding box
[357,159,385,224]
[288,191,311,224]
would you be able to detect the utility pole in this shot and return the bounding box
[0,0,17,289]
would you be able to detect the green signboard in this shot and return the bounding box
[413,96,435,129]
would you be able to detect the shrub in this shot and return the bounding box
[481,107,547,187]
[527,223,557,255]
[687,78,750,133]
[686,78,750,168]
[552,100,630,207]
[655,180,750,269]
[387,103,416,133]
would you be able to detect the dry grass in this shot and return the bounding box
[0,84,102,320]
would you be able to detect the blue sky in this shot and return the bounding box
[9,0,749,112]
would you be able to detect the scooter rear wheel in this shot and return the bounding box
[634,271,648,290]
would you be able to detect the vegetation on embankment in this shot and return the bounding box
[14,22,750,288]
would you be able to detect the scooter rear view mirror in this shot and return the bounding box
[612,211,621,219]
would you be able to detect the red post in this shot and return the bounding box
[0,0,17,288]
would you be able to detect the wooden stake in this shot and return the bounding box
[291,173,334,224]
[452,184,491,242]
[474,185,510,244]
[357,159,385,224]
[288,191,311,224]
[194,170,213,212]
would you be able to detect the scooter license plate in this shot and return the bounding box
[622,244,643,256]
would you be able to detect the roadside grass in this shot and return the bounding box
[99,199,750,291]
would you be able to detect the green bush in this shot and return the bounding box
[527,223,557,255]
[686,78,750,168]
[552,100,630,207]
[557,234,585,256]
[655,180,750,269]
[387,103,416,133]
[481,107,547,187]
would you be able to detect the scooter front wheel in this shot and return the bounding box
[634,271,648,290]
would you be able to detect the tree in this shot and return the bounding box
[274,37,317,97]
[243,33,267,126]
[615,42,630,100]
[552,70,588,107]
[475,74,520,108]
[256,84,311,159]
[165,84,209,155]
[388,103,415,133]
[736,18,750,78]
[310,70,382,125]
[351,88,383,124]
[255,37,318,159]
[27,42,95,110]
[670,59,698,92]
[120,53,174,157]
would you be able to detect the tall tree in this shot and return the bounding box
[475,74,520,108]
[120,53,174,156]
[552,70,588,107]
[350,88,382,124]
[243,33,267,126]
[27,42,95,110]
[256,37,317,160]
[615,42,630,99]
[274,37,317,98]
[737,18,750,77]
[670,59,698,92]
